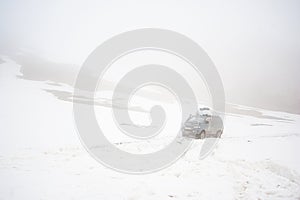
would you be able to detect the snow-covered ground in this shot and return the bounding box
[0,57,300,199]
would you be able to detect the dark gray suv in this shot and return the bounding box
[182,108,223,139]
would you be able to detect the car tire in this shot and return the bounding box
[197,130,206,139]
[216,130,222,138]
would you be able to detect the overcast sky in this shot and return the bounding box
[0,0,299,113]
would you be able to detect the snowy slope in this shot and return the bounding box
[0,57,300,199]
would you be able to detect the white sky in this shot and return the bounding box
[0,0,299,113]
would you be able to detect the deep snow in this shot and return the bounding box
[0,57,300,199]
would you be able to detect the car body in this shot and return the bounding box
[182,108,223,139]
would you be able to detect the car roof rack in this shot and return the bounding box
[199,107,210,111]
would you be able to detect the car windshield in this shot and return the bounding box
[188,116,197,121]
[187,116,205,123]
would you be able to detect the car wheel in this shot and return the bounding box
[216,130,222,138]
[198,131,206,139]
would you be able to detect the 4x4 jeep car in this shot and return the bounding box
[182,107,223,139]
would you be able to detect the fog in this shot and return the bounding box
[1,0,299,113]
